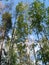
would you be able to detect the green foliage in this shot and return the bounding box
[28,0,46,33]
[9,47,17,65]
[16,2,26,14]
[17,43,26,53]
[16,2,28,42]
[37,38,49,64]
[2,12,12,34]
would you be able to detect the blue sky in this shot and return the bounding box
[1,0,49,8]
[0,0,49,10]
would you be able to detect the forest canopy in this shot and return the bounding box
[0,0,49,65]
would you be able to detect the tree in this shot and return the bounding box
[3,2,29,65]
[2,12,12,37]
[15,2,29,65]
[0,12,12,65]
[28,0,49,65]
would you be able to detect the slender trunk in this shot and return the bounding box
[0,49,2,65]
[0,41,3,65]
[28,54,30,65]
[44,62,47,65]
[33,47,37,65]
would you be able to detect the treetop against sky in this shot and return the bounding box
[0,0,49,40]
[0,0,49,15]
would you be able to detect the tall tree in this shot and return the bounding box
[15,2,29,65]
[28,0,49,64]
[0,12,12,65]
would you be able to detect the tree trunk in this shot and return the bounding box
[33,48,37,65]
[0,50,2,65]
[0,39,4,65]
[0,43,3,65]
